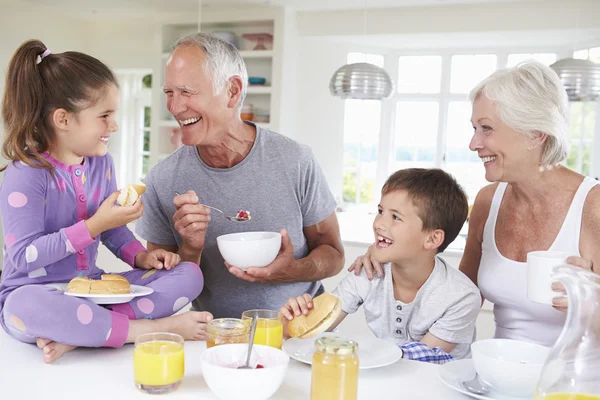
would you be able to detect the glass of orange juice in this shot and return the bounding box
[242,309,283,349]
[134,332,184,394]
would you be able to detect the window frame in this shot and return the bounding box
[343,45,600,210]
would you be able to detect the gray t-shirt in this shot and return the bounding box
[332,256,481,359]
[136,126,337,318]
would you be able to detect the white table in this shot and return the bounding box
[0,330,468,399]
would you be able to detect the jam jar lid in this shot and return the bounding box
[206,318,249,336]
[314,336,358,356]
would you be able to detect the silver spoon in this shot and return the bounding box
[174,192,250,222]
[462,373,490,395]
[239,314,258,369]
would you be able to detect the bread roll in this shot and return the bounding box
[288,293,342,339]
[67,274,131,295]
[117,183,146,207]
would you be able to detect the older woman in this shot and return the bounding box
[350,61,600,347]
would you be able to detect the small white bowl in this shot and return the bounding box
[471,339,550,397]
[216,232,281,270]
[200,344,289,400]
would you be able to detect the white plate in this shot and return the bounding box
[282,332,403,369]
[46,283,154,305]
[438,359,530,400]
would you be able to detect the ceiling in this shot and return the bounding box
[12,0,535,20]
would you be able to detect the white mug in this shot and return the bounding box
[526,251,570,305]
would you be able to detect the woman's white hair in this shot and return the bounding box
[174,32,248,109]
[469,60,570,166]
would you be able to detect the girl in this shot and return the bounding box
[0,40,212,364]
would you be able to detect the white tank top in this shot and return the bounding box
[478,177,598,347]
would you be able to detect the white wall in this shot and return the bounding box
[293,38,350,200]
[85,20,158,71]
[0,6,87,141]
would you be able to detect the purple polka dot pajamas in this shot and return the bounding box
[0,153,204,348]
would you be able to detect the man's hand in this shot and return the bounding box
[226,229,297,283]
[347,243,383,279]
[172,190,211,252]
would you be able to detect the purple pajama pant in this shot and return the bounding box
[0,262,203,348]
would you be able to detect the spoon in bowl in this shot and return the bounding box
[238,314,259,369]
[174,192,251,222]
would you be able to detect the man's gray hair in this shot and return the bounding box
[174,32,248,109]
[470,60,570,167]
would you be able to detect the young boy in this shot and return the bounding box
[281,168,481,363]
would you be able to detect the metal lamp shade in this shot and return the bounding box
[329,62,394,100]
[549,58,600,102]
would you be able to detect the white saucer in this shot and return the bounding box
[282,332,403,369]
[438,359,531,400]
[46,283,154,305]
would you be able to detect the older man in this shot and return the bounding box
[136,33,344,331]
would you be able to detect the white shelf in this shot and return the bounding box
[159,119,180,128]
[162,50,273,60]
[247,86,272,94]
[239,50,273,59]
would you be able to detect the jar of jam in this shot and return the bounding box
[310,336,359,400]
[240,104,254,121]
[205,318,249,348]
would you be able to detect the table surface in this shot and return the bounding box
[0,330,471,399]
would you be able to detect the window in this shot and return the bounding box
[450,54,497,94]
[394,101,439,170]
[591,47,600,63]
[445,101,487,200]
[397,56,442,93]
[113,70,152,187]
[567,48,600,176]
[342,53,384,205]
[342,48,598,215]
[574,47,600,62]
[142,105,151,178]
[566,47,600,176]
[568,102,595,175]
[506,53,557,67]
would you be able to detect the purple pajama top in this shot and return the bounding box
[0,152,145,306]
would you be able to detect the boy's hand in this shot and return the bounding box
[280,293,314,321]
[135,249,181,270]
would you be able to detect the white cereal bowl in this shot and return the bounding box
[216,231,281,270]
[200,343,289,400]
[471,339,550,397]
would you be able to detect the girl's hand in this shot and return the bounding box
[135,249,181,270]
[85,191,143,237]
